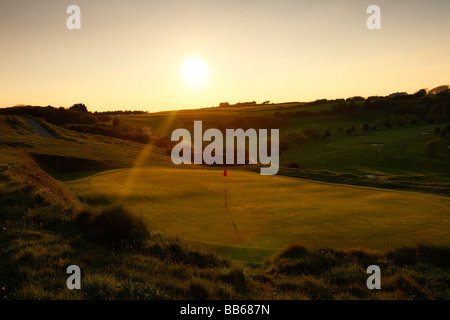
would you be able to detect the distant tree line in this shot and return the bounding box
[220,101,258,108]
[0,104,150,125]
[279,126,332,153]
[273,86,450,124]
[0,104,103,125]
[275,85,450,153]
[94,110,149,116]
[363,87,450,124]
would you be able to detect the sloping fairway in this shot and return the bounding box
[66,167,450,262]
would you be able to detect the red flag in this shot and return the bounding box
[224,169,227,177]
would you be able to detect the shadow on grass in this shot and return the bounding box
[30,153,116,181]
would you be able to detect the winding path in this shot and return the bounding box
[25,119,55,138]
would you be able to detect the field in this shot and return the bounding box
[1,93,450,299]
[121,105,450,178]
[67,167,450,264]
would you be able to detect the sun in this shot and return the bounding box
[180,56,209,88]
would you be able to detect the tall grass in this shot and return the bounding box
[1,152,449,300]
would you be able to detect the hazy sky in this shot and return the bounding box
[1,0,449,112]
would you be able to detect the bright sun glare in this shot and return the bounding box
[180,56,209,88]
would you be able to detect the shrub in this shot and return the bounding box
[283,129,308,146]
[69,103,88,113]
[303,127,322,141]
[444,124,450,134]
[279,244,308,259]
[413,89,427,98]
[220,268,247,292]
[285,162,302,169]
[45,108,98,125]
[425,136,444,158]
[73,208,96,231]
[428,85,449,96]
[89,205,149,247]
[112,117,120,128]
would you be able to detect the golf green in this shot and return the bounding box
[67,167,450,258]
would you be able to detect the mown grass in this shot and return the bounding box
[279,119,450,177]
[1,105,449,300]
[66,167,450,262]
[1,152,449,300]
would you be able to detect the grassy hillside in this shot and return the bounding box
[1,89,450,300]
[1,151,449,299]
[116,94,450,202]
[0,115,171,179]
[121,101,450,178]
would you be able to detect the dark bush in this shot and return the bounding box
[220,268,247,292]
[89,205,149,247]
[429,85,449,96]
[347,96,365,102]
[279,244,309,259]
[285,162,302,169]
[303,128,322,141]
[112,117,120,128]
[425,136,444,158]
[69,103,88,113]
[444,124,450,134]
[45,108,98,125]
[282,129,308,146]
[413,89,427,98]
[276,250,341,276]
[73,208,96,231]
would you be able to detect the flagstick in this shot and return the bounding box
[224,168,228,208]
[223,169,243,245]
[225,178,227,208]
